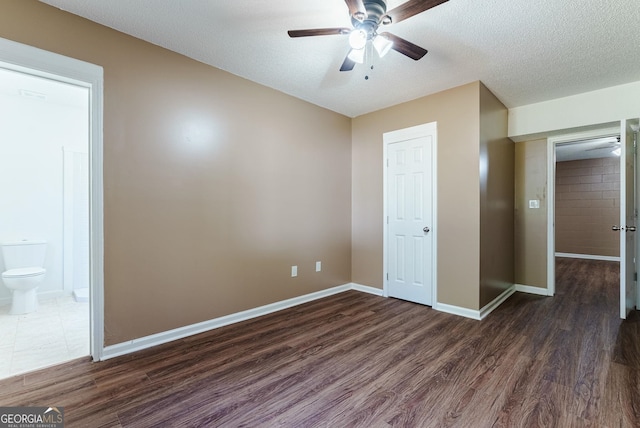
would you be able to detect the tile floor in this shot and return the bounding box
[0,296,89,379]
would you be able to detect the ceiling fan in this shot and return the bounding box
[288,0,449,71]
[584,136,621,151]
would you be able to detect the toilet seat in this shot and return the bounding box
[2,267,46,278]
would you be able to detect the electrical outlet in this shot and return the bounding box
[316,261,321,272]
[291,265,297,277]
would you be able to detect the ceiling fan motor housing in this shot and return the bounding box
[351,0,388,38]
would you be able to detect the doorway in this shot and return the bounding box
[0,68,91,377]
[548,122,638,318]
[383,122,437,306]
[0,37,104,370]
[554,136,621,261]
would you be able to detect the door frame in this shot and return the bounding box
[546,124,626,298]
[383,122,438,305]
[0,38,105,360]
[621,119,639,317]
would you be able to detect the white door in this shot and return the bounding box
[384,124,436,306]
[620,119,638,318]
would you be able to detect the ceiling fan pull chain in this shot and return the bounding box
[364,42,374,80]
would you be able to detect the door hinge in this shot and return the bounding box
[386,158,389,167]
[635,272,637,282]
[387,216,389,224]
[386,273,389,281]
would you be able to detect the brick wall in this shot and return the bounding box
[555,157,620,257]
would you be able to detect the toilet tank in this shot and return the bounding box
[1,240,47,269]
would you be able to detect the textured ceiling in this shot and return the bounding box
[38,0,640,118]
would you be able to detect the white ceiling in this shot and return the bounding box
[38,0,640,118]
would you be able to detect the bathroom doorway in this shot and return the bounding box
[0,38,104,377]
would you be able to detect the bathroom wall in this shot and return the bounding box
[0,68,88,304]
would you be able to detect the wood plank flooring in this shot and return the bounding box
[1,257,639,427]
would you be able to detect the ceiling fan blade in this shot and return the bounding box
[344,0,367,18]
[340,53,356,72]
[381,32,428,60]
[585,144,619,151]
[386,0,449,24]
[288,28,351,38]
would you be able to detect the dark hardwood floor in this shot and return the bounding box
[1,257,639,427]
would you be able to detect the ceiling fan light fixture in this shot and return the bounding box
[373,34,393,57]
[348,29,368,50]
[347,48,366,64]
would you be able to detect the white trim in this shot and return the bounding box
[433,302,481,320]
[479,286,516,319]
[382,122,438,306]
[547,137,556,296]
[350,283,384,296]
[103,284,354,360]
[555,252,620,262]
[102,279,541,360]
[547,126,620,298]
[515,283,550,296]
[433,285,516,320]
[0,38,105,361]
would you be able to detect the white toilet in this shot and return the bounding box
[1,240,47,315]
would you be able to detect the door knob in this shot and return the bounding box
[612,225,622,231]
[423,226,430,233]
[626,226,637,232]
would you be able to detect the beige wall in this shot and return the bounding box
[514,139,547,289]
[1,1,518,343]
[0,0,352,345]
[479,83,514,307]
[556,158,620,257]
[352,81,508,311]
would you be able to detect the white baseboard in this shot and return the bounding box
[434,285,516,321]
[515,283,550,296]
[101,280,544,360]
[555,252,620,262]
[479,286,516,319]
[102,283,357,360]
[434,302,481,320]
[350,283,384,296]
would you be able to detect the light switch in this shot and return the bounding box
[291,266,297,277]
[529,199,540,209]
[316,261,321,272]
